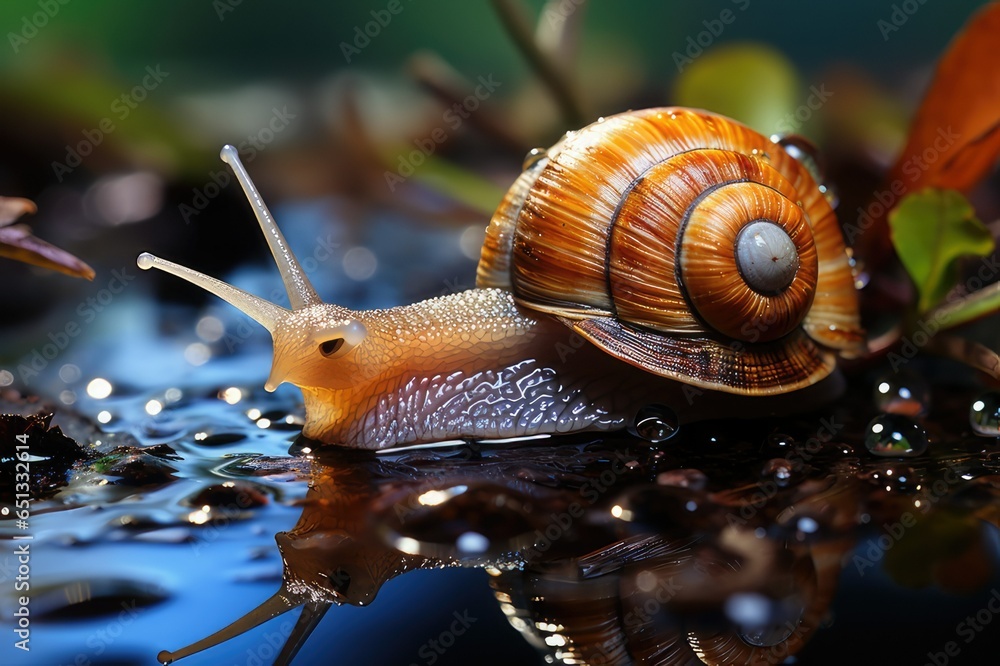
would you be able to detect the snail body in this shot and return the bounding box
[138,107,863,449]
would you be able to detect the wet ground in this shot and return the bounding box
[1,208,1000,666]
[2,331,1000,666]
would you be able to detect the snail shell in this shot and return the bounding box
[477,107,864,395]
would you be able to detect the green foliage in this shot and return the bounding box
[672,43,800,137]
[889,188,995,313]
[390,151,507,216]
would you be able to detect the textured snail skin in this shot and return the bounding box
[269,289,684,447]
[138,107,863,449]
[268,287,841,449]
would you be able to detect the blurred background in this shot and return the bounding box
[1,2,998,665]
[0,0,992,344]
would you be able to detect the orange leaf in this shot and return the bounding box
[885,2,1000,194]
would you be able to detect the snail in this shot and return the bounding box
[137,107,864,449]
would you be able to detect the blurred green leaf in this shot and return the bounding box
[889,188,995,313]
[672,43,800,137]
[1,62,207,176]
[409,155,507,216]
[931,281,1000,331]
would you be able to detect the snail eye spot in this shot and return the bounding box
[319,338,345,357]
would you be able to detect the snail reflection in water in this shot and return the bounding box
[154,443,858,665]
[138,108,864,449]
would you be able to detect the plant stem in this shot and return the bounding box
[490,0,585,127]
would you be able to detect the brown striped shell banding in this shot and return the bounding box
[477,108,864,395]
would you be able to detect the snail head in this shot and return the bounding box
[137,146,369,394]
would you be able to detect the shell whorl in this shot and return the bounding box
[477,108,863,394]
[735,221,800,295]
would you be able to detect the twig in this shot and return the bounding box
[535,0,588,72]
[925,333,1000,379]
[490,0,585,127]
[407,51,528,155]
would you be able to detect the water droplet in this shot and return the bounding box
[727,592,802,647]
[522,147,546,171]
[873,370,930,416]
[861,463,919,492]
[797,516,819,534]
[58,363,81,384]
[628,404,679,443]
[456,532,489,554]
[762,458,796,487]
[765,430,796,450]
[864,414,928,457]
[970,392,1000,437]
[343,246,377,281]
[86,377,113,399]
[184,342,211,366]
[195,315,225,342]
[219,387,242,404]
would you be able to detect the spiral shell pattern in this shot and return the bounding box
[477,108,864,394]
